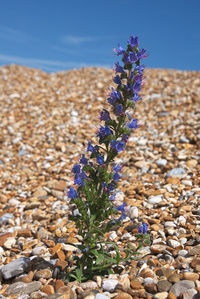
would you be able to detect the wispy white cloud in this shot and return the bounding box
[61,34,99,45]
[0,25,36,43]
[0,53,110,72]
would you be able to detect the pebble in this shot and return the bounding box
[5,281,42,295]
[0,257,30,280]
[165,168,186,178]
[169,280,195,296]
[102,280,118,292]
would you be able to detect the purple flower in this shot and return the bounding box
[96,155,104,165]
[138,48,147,59]
[113,75,121,85]
[133,81,142,93]
[74,170,87,186]
[111,140,125,152]
[107,88,121,106]
[97,125,112,139]
[114,104,123,116]
[80,154,88,165]
[112,164,121,173]
[113,172,120,181]
[72,164,81,174]
[118,213,126,221]
[114,62,125,74]
[100,109,111,121]
[129,51,138,63]
[87,141,99,153]
[116,202,126,212]
[130,93,141,102]
[138,223,148,234]
[68,187,77,199]
[127,35,139,48]
[128,118,138,129]
[113,44,125,56]
[74,175,84,186]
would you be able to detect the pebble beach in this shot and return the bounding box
[0,64,200,298]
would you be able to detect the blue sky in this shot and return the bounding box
[0,0,200,72]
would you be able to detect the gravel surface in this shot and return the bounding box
[0,64,199,298]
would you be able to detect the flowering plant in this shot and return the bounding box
[66,35,149,282]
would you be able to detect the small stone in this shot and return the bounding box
[181,288,198,298]
[114,292,132,299]
[109,231,118,241]
[17,229,33,238]
[0,213,14,225]
[55,279,65,291]
[0,257,30,280]
[32,246,48,255]
[41,284,55,295]
[157,280,172,292]
[56,286,74,299]
[168,239,180,248]
[130,280,143,289]
[80,281,98,289]
[150,244,166,254]
[183,272,199,281]
[166,168,185,178]
[156,159,167,167]
[3,237,16,249]
[148,195,163,205]
[34,269,52,280]
[5,281,42,295]
[178,249,188,256]
[167,273,180,283]
[169,280,195,296]
[102,279,118,292]
[144,283,157,294]
[181,180,193,186]
[189,245,200,255]
[30,291,48,298]
[153,292,168,299]
[127,206,138,219]
[33,187,47,198]
[0,232,14,246]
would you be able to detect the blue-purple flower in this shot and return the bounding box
[100,109,111,122]
[138,223,148,234]
[114,104,123,116]
[111,140,125,152]
[97,125,112,139]
[72,164,81,174]
[113,44,125,56]
[114,62,125,74]
[127,35,139,48]
[87,141,99,153]
[107,88,122,106]
[128,119,138,129]
[80,154,88,165]
[68,187,77,199]
[113,75,122,85]
[96,155,104,165]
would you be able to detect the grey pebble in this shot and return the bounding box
[0,257,30,280]
[0,213,14,225]
[169,280,195,296]
[165,168,185,178]
[5,281,42,295]
[156,159,167,167]
[102,279,118,292]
